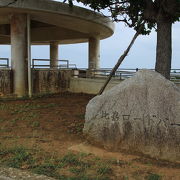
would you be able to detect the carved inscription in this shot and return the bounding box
[97,111,179,127]
[111,111,119,121]
[101,111,110,120]
[171,123,180,126]
[123,115,130,121]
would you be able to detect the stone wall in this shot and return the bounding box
[0,69,179,97]
[0,69,12,96]
[33,69,72,94]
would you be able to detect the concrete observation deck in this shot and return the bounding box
[0,0,114,44]
[0,0,115,97]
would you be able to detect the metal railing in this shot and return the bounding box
[69,64,77,69]
[77,68,180,83]
[0,58,9,68]
[0,58,77,69]
[32,59,70,69]
[171,69,180,84]
[0,57,179,83]
[78,68,139,79]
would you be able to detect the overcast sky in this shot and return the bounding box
[0,1,179,69]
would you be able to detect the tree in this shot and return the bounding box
[74,0,180,79]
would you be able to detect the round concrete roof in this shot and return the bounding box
[0,0,115,44]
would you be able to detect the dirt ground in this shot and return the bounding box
[0,93,179,180]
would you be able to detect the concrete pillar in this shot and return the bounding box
[88,37,100,70]
[11,14,28,97]
[50,41,59,68]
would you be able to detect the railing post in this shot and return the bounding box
[7,58,9,68]
[120,73,122,80]
[32,59,34,69]
[67,60,69,68]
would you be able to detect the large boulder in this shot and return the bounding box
[84,70,180,162]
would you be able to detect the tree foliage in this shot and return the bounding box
[72,0,180,79]
[75,0,180,35]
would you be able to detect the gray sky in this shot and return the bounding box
[0,1,179,69]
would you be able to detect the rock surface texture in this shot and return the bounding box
[0,166,55,180]
[84,70,180,162]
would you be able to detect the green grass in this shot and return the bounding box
[0,127,12,133]
[69,166,86,175]
[60,152,82,166]
[0,146,34,168]
[123,176,129,180]
[0,102,57,115]
[0,146,114,180]
[31,121,40,128]
[32,162,59,177]
[0,118,5,123]
[97,164,112,175]
[76,114,85,120]
[146,173,161,180]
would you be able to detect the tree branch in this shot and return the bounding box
[98,23,144,95]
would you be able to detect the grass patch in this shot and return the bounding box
[97,164,112,176]
[60,152,82,166]
[76,114,85,120]
[32,162,59,177]
[67,122,84,135]
[146,173,162,180]
[69,166,85,175]
[0,102,57,115]
[0,118,5,123]
[0,146,34,168]
[123,176,129,180]
[0,146,114,180]
[31,121,40,128]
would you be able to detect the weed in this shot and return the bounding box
[0,146,9,156]
[6,103,56,116]
[44,103,57,108]
[26,112,39,119]
[97,164,112,175]
[0,146,114,180]
[0,118,5,123]
[11,118,18,126]
[76,114,85,120]
[60,152,81,166]
[56,161,66,168]
[32,162,58,177]
[75,123,84,134]
[146,173,161,180]
[31,121,40,128]
[123,176,129,180]
[68,122,84,135]
[0,103,10,110]
[1,146,34,168]
[116,159,128,166]
[69,167,85,175]
[0,127,11,132]
[78,152,90,158]
[93,157,101,161]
